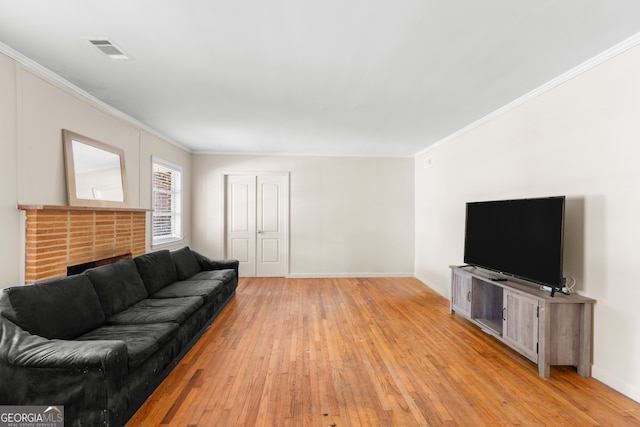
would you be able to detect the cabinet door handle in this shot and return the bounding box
[502,307,506,321]
[467,291,471,302]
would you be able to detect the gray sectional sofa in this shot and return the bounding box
[0,246,238,426]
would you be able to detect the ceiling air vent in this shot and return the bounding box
[86,38,129,60]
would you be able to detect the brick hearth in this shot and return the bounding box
[19,205,147,283]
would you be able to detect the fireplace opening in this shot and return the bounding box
[67,253,132,276]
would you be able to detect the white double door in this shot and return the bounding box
[225,173,289,277]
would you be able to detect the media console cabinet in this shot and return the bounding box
[450,265,595,377]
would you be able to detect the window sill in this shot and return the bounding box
[151,236,185,249]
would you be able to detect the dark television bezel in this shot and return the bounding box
[463,196,565,292]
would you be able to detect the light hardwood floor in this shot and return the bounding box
[127,277,640,426]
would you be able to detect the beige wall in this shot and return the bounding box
[415,44,640,402]
[0,54,19,287]
[192,155,415,276]
[19,69,141,206]
[0,52,193,287]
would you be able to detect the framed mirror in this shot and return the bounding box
[63,129,128,208]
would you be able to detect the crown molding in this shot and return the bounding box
[415,31,640,158]
[3,30,639,161]
[0,41,192,153]
[191,148,413,159]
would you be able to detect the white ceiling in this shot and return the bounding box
[1,1,640,157]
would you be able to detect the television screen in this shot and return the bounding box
[463,196,565,289]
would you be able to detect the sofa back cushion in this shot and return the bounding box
[86,260,148,318]
[134,250,178,294]
[1,275,105,339]
[171,247,202,280]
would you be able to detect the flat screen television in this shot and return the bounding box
[463,196,565,295]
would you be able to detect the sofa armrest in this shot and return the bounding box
[1,317,126,371]
[192,250,239,275]
[0,316,129,425]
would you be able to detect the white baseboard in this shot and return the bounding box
[286,272,415,279]
[592,366,640,404]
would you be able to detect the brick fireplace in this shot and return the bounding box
[19,205,147,283]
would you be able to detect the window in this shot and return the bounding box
[152,158,182,246]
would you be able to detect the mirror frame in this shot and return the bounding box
[62,129,128,208]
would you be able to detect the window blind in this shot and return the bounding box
[152,159,182,245]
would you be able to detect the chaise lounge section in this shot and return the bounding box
[0,246,238,426]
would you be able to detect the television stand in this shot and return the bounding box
[450,266,595,377]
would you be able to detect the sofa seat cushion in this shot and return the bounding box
[171,247,202,280]
[1,275,105,340]
[151,280,224,305]
[85,260,149,318]
[189,269,235,283]
[78,323,178,369]
[134,250,178,294]
[105,297,203,325]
